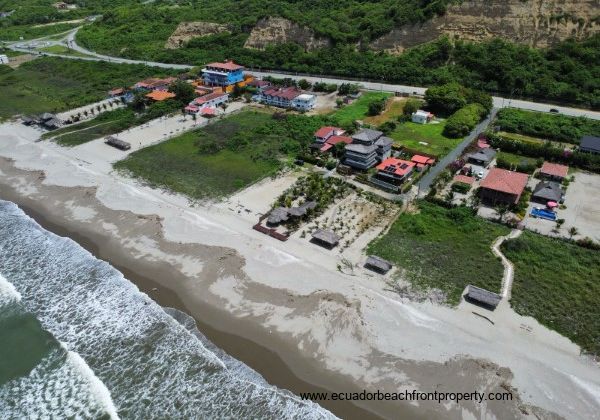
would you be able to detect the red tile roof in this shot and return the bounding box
[453,175,475,185]
[376,157,416,177]
[263,87,303,101]
[200,107,216,116]
[411,155,435,165]
[320,143,333,152]
[480,168,528,196]
[194,92,227,105]
[326,135,352,145]
[315,126,340,138]
[205,61,244,71]
[540,162,568,178]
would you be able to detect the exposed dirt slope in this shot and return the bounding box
[165,21,230,49]
[244,17,331,52]
[370,0,600,53]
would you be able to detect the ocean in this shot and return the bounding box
[0,199,334,419]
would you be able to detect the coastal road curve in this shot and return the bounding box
[6,27,600,121]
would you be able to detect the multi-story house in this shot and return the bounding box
[343,129,393,170]
[202,61,245,87]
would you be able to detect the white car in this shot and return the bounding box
[476,171,484,180]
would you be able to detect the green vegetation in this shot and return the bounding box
[274,174,352,229]
[487,133,600,173]
[425,83,492,116]
[76,1,600,109]
[38,44,89,57]
[495,108,600,144]
[443,103,486,138]
[496,152,538,174]
[502,232,600,355]
[389,120,460,157]
[114,110,333,199]
[368,202,509,304]
[0,23,79,41]
[331,92,391,125]
[0,57,176,120]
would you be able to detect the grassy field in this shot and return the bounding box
[331,92,391,126]
[497,151,536,167]
[389,120,461,158]
[0,57,176,120]
[502,232,600,355]
[363,97,407,125]
[368,201,510,304]
[38,45,89,57]
[0,23,79,41]
[114,111,284,199]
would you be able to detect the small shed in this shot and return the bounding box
[43,118,62,129]
[464,285,501,310]
[311,229,340,249]
[364,256,393,274]
[105,136,131,150]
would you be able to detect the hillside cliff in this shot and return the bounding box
[243,17,331,52]
[370,0,599,53]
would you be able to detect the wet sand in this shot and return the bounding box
[0,173,383,420]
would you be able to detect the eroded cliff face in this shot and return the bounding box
[243,17,331,52]
[370,0,600,54]
[165,22,230,49]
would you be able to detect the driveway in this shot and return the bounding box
[524,171,600,242]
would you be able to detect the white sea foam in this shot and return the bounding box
[0,272,21,305]
[64,347,120,419]
[0,199,335,419]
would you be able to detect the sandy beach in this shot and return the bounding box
[1,121,600,419]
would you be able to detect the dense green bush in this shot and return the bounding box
[495,108,600,144]
[487,133,600,173]
[425,83,492,116]
[451,182,471,194]
[443,104,485,138]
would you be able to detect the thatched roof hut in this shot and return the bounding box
[311,229,340,249]
[365,256,393,274]
[465,285,501,309]
[267,207,289,225]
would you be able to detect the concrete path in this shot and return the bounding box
[491,229,523,299]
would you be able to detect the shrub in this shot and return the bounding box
[367,97,386,116]
[451,182,471,194]
[443,104,485,138]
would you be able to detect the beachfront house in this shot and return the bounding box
[343,129,392,170]
[531,181,564,204]
[202,61,245,87]
[411,110,434,124]
[314,126,345,143]
[247,79,272,92]
[479,167,529,205]
[374,157,416,185]
[146,91,176,102]
[411,155,435,171]
[539,162,569,182]
[257,87,316,111]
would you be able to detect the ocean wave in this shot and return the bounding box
[0,272,21,306]
[0,200,335,419]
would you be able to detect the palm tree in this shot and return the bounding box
[568,226,579,239]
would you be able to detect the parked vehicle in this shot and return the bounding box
[531,207,557,221]
[549,108,559,113]
[476,171,484,180]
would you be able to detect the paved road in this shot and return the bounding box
[6,28,599,121]
[416,109,498,196]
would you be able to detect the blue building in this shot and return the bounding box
[201,61,245,87]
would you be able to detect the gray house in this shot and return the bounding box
[344,129,392,170]
[531,181,563,204]
[580,135,600,154]
[466,148,496,167]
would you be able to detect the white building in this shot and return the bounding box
[291,94,316,111]
[0,54,9,64]
[412,109,433,124]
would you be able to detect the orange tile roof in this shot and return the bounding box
[480,168,528,196]
[540,162,568,178]
[145,91,176,101]
[411,155,435,165]
[453,175,475,185]
[376,157,416,177]
[205,61,244,71]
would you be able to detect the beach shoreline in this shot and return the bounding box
[1,120,599,420]
[0,173,386,420]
